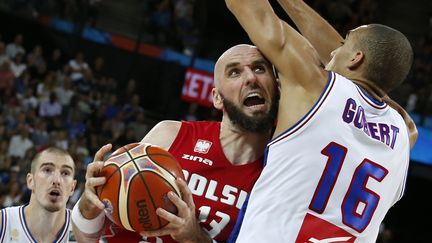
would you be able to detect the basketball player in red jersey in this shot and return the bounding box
[71,44,279,243]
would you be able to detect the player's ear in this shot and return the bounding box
[26,173,34,190]
[348,51,364,69]
[212,88,223,110]
[70,179,77,196]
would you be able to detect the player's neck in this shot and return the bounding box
[351,78,387,101]
[220,121,271,165]
[24,200,66,242]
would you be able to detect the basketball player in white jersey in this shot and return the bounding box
[0,147,77,243]
[226,0,415,242]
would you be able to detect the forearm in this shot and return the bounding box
[71,199,106,241]
[277,0,343,64]
[182,228,213,243]
[225,0,286,59]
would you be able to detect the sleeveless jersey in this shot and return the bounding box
[0,205,73,243]
[234,72,410,243]
[102,121,263,243]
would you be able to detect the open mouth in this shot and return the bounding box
[243,93,266,107]
[48,189,61,200]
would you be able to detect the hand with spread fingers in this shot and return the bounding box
[79,143,112,219]
[141,178,212,243]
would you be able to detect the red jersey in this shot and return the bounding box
[102,121,263,242]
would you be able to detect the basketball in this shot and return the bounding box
[96,143,185,232]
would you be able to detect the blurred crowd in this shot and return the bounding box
[0,1,430,242]
[0,32,153,209]
[0,0,201,56]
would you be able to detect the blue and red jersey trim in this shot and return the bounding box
[19,205,70,243]
[355,85,387,110]
[0,208,6,243]
[269,71,336,147]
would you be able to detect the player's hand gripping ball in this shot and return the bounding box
[97,143,185,232]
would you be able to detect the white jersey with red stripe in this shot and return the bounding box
[234,72,410,243]
[0,205,74,243]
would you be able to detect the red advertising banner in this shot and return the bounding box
[181,68,214,107]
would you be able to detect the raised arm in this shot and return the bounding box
[277,0,343,64]
[225,0,327,92]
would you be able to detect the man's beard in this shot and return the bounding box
[221,91,279,133]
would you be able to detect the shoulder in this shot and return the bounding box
[141,120,183,150]
[0,206,15,234]
[152,120,183,133]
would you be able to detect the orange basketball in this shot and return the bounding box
[97,143,185,232]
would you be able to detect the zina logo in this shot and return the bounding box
[182,154,213,166]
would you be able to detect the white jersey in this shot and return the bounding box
[0,205,75,243]
[235,72,410,243]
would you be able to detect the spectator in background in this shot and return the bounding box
[65,110,86,140]
[46,48,64,72]
[5,34,25,59]
[127,111,150,141]
[54,129,69,150]
[39,92,62,118]
[92,56,105,79]
[114,126,136,148]
[0,41,10,65]
[149,0,173,45]
[174,0,199,55]
[36,71,56,101]
[0,187,8,208]
[8,124,34,160]
[75,69,93,95]
[21,87,39,111]
[104,94,120,120]
[31,119,50,148]
[10,52,27,78]
[0,140,11,172]
[26,44,46,70]
[0,61,15,98]
[120,78,137,104]
[2,175,24,207]
[122,93,144,123]
[54,76,75,117]
[68,51,89,82]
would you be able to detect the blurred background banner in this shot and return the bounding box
[181,68,214,107]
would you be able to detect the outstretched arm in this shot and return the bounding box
[226,0,328,132]
[225,0,327,93]
[276,0,343,64]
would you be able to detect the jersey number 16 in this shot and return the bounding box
[309,142,388,232]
